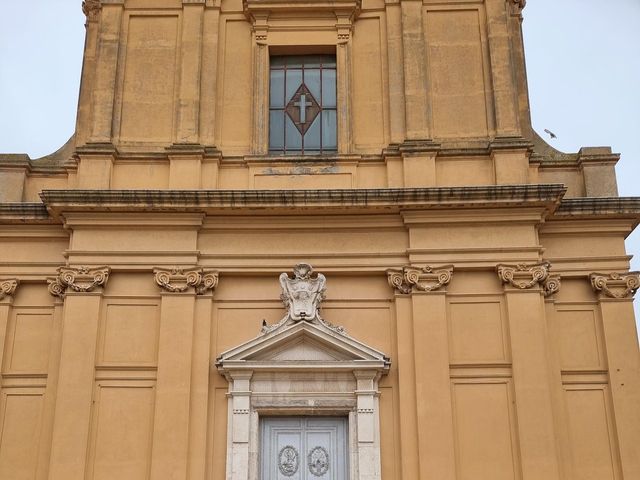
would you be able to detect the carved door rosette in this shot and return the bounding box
[386,265,454,295]
[0,279,19,301]
[153,267,218,295]
[47,266,111,298]
[496,262,551,291]
[589,272,640,299]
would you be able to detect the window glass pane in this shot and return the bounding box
[322,69,336,108]
[285,69,302,103]
[321,55,336,68]
[303,55,323,68]
[304,69,321,103]
[269,111,284,150]
[270,56,286,68]
[270,69,284,108]
[304,115,321,150]
[322,110,337,150]
[285,115,302,152]
[284,57,303,68]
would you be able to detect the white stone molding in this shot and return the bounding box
[590,272,640,299]
[0,279,18,301]
[497,262,550,290]
[387,265,453,294]
[153,267,218,295]
[216,264,390,480]
[262,263,344,335]
[47,266,110,298]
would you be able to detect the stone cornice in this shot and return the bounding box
[39,185,566,216]
[0,204,52,223]
[590,272,640,299]
[553,198,640,219]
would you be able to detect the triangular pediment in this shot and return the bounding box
[216,321,390,373]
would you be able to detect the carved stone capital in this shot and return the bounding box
[48,266,111,298]
[497,262,550,290]
[0,279,19,300]
[543,275,561,298]
[509,0,526,15]
[589,272,640,299]
[82,0,101,20]
[387,265,453,294]
[153,267,218,295]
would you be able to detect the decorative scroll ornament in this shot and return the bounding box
[308,446,330,477]
[82,0,101,20]
[387,265,453,294]
[261,263,345,335]
[497,262,550,290]
[0,279,18,300]
[543,275,561,297]
[590,272,640,299]
[48,266,110,298]
[153,268,218,295]
[278,445,299,477]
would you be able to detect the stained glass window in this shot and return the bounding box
[269,55,337,155]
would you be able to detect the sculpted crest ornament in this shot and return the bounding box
[261,263,345,335]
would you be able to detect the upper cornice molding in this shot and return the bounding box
[39,185,566,217]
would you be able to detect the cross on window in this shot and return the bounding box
[269,55,337,155]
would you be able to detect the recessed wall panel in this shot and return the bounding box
[425,9,489,138]
[101,303,160,365]
[452,381,518,480]
[564,387,619,480]
[7,312,53,372]
[555,308,603,370]
[88,384,155,480]
[120,15,179,143]
[0,392,44,480]
[449,301,507,363]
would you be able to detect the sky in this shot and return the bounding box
[0,1,639,324]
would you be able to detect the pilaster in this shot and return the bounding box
[400,0,430,140]
[0,279,19,401]
[176,1,205,144]
[388,265,456,480]
[167,144,205,189]
[354,370,383,480]
[150,268,218,480]
[47,267,110,480]
[90,0,124,143]
[385,2,406,144]
[485,0,520,136]
[76,142,116,189]
[590,272,640,478]
[497,262,561,480]
[226,371,253,480]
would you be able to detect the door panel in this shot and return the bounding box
[261,417,348,480]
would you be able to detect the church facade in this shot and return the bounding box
[0,1,639,479]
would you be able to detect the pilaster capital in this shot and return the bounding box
[589,272,640,299]
[0,279,19,301]
[543,275,561,298]
[47,266,111,298]
[82,0,101,21]
[508,0,526,15]
[153,267,218,295]
[387,265,453,295]
[497,262,550,290]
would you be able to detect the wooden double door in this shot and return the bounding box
[260,417,348,480]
